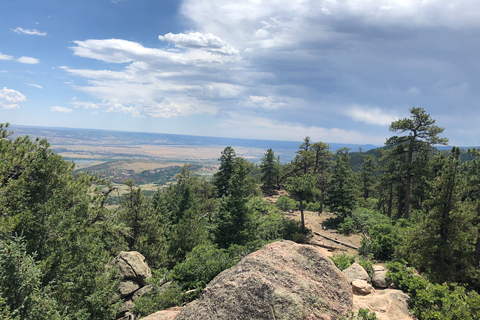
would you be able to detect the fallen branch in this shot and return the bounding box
[313,232,359,250]
[308,241,346,252]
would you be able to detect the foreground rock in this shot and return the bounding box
[175,240,352,320]
[353,289,413,320]
[140,307,182,320]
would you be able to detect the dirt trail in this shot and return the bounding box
[263,188,362,257]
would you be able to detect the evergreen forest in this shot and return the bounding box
[1,107,480,319]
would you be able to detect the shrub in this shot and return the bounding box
[358,256,376,279]
[340,309,378,320]
[330,254,355,271]
[386,261,480,320]
[275,196,297,211]
[291,232,306,243]
[305,201,320,212]
[338,216,357,235]
[256,211,302,242]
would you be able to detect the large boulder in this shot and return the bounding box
[110,251,152,285]
[343,263,370,284]
[353,289,412,320]
[175,240,353,320]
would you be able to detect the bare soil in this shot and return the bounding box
[263,188,362,257]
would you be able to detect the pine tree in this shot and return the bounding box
[213,158,253,248]
[260,148,279,188]
[213,146,236,197]
[386,107,448,219]
[325,149,356,217]
[286,173,316,233]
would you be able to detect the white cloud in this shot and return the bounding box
[63,38,240,119]
[51,106,73,113]
[159,32,238,55]
[245,95,287,109]
[26,83,43,89]
[16,56,40,64]
[0,87,27,109]
[222,112,386,144]
[105,101,143,118]
[0,52,13,60]
[60,1,480,145]
[70,100,100,109]
[345,105,399,126]
[12,27,47,36]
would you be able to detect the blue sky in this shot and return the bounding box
[1,0,480,146]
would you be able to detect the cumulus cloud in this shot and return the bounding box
[70,100,100,109]
[0,52,13,60]
[0,87,27,109]
[51,106,73,113]
[12,27,47,36]
[61,1,480,144]
[105,102,143,118]
[345,105,399,126]
[17,56,39,64]
[63,38,239,118]
[159,32,238,55]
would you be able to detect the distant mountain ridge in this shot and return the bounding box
[9,124,379,151]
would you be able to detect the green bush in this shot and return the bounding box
[386,261,480,320]
[340,308,378,320]
[358,256,376,279]
[256,211,303,241]
[291,232,306,243]
[305,202,320,212]
[275,196,297,211]
[330,254,355,271]
[338,216,357,235]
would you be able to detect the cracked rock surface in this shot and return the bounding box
[175,240,352,320]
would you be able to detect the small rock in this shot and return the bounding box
[117,312,135,320]
[343,262,370,284]
[372,265,387,288]
[132,285,152,301]
[119,280,141,298]
[119,300,135,313]
[352,279,374,295]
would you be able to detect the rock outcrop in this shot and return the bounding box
[175,240,353,320]
[353,289,413,320]
[140,307,182,320]
[108,251,152,320]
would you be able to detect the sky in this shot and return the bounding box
[1,0,480,146]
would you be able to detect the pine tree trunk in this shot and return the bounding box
[300,198,305,233]
[318,192,325,216]
[475,237,480,267]
[404,147,414,219]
